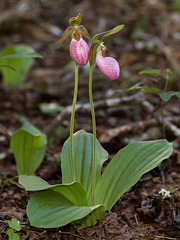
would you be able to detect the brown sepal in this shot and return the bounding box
[53,26,73,52]
[78,25,91,40]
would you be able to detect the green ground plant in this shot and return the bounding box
[11,122,47,175]
[0,44,42,87]
[6,218,21,240]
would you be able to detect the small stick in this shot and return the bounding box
[0,221,85,240]
[133,233,178,240]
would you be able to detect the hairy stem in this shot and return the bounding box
[70,62,78,182]
[89,65,96,205]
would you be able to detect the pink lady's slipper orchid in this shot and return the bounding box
[70,38,89,66]
[96,43,120,81]
[53,14,91,66]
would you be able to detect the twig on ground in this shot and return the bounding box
[99,116,180,143]
[44,94,142,135]
[44,93,180,139]
[141,34,180,72]
[0,220,85,240]
[0,0,62,38]
[0,0,37,24]
[133,233,178,240]
[0,220,8,224]
[141,99,180,137]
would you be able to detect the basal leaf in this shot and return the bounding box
[0,52,42,59]
[0,65,15,70]
[0,46,22,86]
[11,123,47,175]
[19,175,53,191]
[95,140,173,210]
[19,175,106,228]
[61,130,108,203]
[19,175,88,206]
[74,204,106,229]
[0,44,43,59]
[27,190,103,228]
[0,45,41,86]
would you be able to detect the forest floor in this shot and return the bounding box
[0,0,180,239]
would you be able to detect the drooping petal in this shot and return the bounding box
[96,54,120,81]
[70,38,89,66]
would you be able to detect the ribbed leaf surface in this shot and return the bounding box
[61,130,108,201]
[19,175,88,206]
[27,190,103,228]
[95,140,173,210]
[11,122,46,175]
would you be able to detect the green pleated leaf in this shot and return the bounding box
[19,175,88,206]
[11,122,47,175]
[19,175,52,191]
[20,175,105,228]
[95,140,173,210]
[74,204,106,229]
[27,190,103,228]
[0,52,42,59]
[61,130,108,202]
[0,45,42,86]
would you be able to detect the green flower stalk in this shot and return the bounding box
[89,64,96,205]
[53,13,90,181]
[88,24,124,204]
[70,62,78,181]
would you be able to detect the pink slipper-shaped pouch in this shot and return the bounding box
[70,38,89,65]
[96,54,120,81]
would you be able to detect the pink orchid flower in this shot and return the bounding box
[96,44,120,81]
[70,38,89,66]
